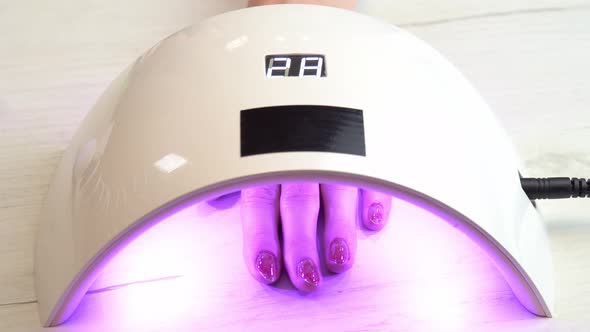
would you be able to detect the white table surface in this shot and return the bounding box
[1,1,589,331]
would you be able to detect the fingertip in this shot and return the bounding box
[363,201,386,231]
[361,190,392,231]
[293,257,321,292]
[253,250,281,285]
[244,246,282,286]
[325,237,353,273]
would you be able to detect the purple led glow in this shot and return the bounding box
[52,187,538,331]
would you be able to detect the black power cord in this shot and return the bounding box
[521,177,590,200]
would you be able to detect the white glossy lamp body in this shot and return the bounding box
[35,5,554,327]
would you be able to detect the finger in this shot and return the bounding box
[240,185,281,284]
[280,183,321,292]
[361,189,392,231]
[320,184,357,273]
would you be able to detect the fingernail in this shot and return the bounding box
[297,258,320,288]
[329,238,350,265]
[368,202,384,225]
[255,251,278,283]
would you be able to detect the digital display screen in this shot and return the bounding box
[265,54,326,77]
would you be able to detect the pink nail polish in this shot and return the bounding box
[255,251,278,283]
[329,238,350,265]
[297,258,320,288]
[368,202,384,225]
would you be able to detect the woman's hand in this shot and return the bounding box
[241,184,391,291]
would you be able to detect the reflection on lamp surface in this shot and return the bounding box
[153,153,188,174]
[51,189,538,332]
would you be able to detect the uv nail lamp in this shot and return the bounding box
[35,4,553,327]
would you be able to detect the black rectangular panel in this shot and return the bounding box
[241,105,365,157]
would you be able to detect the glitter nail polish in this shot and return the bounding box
[296,258,320,288]
[329,238,350,265]
[255,250,278,283]
[368,202,384,225]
